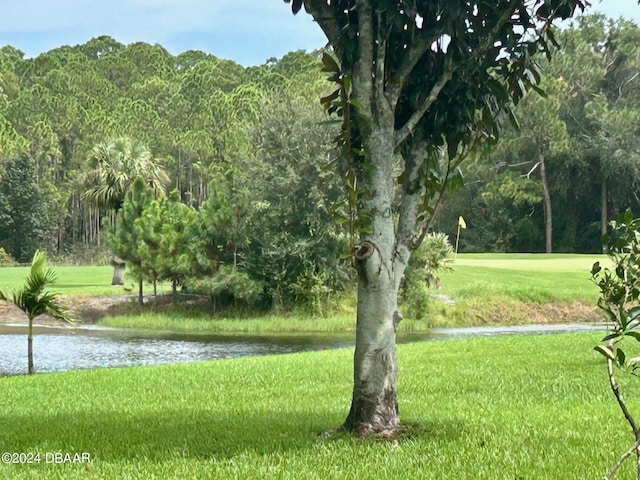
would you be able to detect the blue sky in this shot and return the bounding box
[0,1,638,66]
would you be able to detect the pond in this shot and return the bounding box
[0,322,606,376]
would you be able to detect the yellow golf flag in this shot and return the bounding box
[458,216,467,229]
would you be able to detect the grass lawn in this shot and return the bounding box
[401,253,608,327]
[444,253,605,303]
[0,332,635,479]
[0,265,169,297]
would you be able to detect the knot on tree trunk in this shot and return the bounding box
[354,241,377,285]
[393,310,403,332]
[354,241,375,261]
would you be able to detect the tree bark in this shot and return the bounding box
[336,0,409,434]
[539,154,553,254]
[28,318,34,374]
[343,251,400,434]
[172,278,178,304]
[601,177,608,254]
[186,157,193,206]
[111,256,125,285]
[342,122,406,434]
[138,278,144,305]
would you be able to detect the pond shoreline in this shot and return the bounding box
[0,321,608,377]
[0,320,608,337]
[1,293,604,334]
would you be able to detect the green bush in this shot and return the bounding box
[0,247,17,266]
[400,232,453,320]
[186,265,265,314]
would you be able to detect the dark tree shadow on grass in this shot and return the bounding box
[0,410,467,463]
[0,409,336,462]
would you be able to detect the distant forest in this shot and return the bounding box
[0,13,639,265]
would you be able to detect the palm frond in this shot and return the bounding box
[83,136,168,210]
[1,250,73,324]
[32,291,72,323]
[9,289,27,312]
[30,250,47,274]
[24,250,57,295]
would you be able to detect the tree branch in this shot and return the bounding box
[386,31,444,109]
[354,0,374,117]
[494,160,533,170]
[396,138,426,254]
[302,0,343,51]
[394,69,453,148]
[523,162,541,179]
[604,439,640,480]
[608,344,639,434]
[394,2,528,151]
[374,9,391,119]
[618,71,640,102]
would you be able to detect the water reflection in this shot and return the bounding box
[0,322,605,376]
[0,325,358,376]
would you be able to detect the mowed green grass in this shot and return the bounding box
[0,265,167,297]
[0,332,635,479]
[440,253,605,304]
[0,254,602,303]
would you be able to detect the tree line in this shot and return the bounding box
[0,39,351,310]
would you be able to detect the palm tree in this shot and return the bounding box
[83,137,169,285]
[0,250,72,374]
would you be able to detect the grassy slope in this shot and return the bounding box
[0,332,636,479]
[444,253,605,302]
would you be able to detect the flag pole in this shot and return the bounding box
[455,216,466,259]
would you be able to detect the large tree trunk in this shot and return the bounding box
[342,123,406,434]
[539,154,553,254]
[344,246,401,434]
[111,264,125,285]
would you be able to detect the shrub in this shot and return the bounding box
[400,232,453,320]
[0,247,17,266]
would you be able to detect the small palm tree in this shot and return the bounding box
[0,250,73,374]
